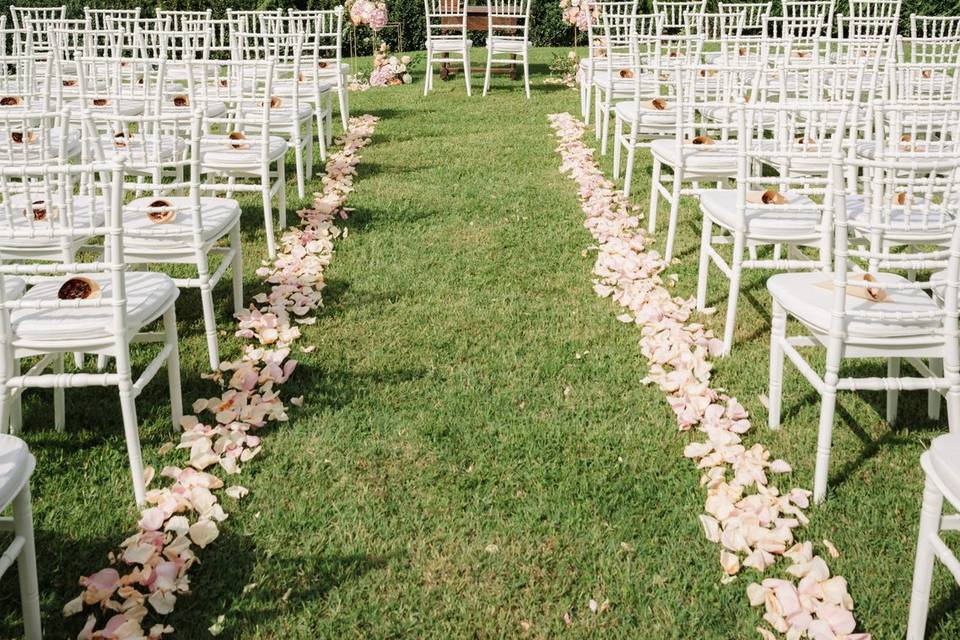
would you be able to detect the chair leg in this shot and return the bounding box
[664,170,683,263]
[906,475,944,640]
[584,80,593,125]
[594,89,603,140]
[197,271,220,371]
[887,357,901,425]
[424,53,431,96]
[261,182,276,259]
[163,306,183,434]
[813,340,843,504]
[9,358,21,436]
[600,97,611,155]
[278,162,287,232]
[721,234,745,355]
[53,352,64,432]
[522,53,530,99]
[463,48,472,96]
[115,348,145,506]
[483,48,492,96]
[648,157,661,232]
[623,143,637,199]
[12,482,41,640]
[305,118,314,179]
[230,223,244,316]
[696,218,712,310]
[928,358,943,420]
[293,136,306,200]
[339,77,350,130]
[768,300,787,429]
[612,116,623,179]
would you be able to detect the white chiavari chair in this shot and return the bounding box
[237,23,315,199]
[696,101,850,355]
[84,110,243,370]
[767,102,960,503]
[581,0,638,125]
[0,434,41,640]
[424,0,472,97]
[483,0,532,98]
[0,159,183,506]
[598,10,668,155]
[907,431,960,640]
[287,8,346,136]
[191,58,287,258]
[644,63,759,262]
[761,14,826,65]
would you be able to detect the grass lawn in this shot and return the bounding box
[0,47,958,638]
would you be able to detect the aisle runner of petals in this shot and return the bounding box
[548,112,871,640]
[61,115,380,640]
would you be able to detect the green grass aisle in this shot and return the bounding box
[0,48,958,638]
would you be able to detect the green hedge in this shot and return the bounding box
[1,0,957,53]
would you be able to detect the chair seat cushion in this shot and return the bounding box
[0,194,108,249]
[123,196,241,246]
[266,103,314,122]
[200,135,287,168]
[768,271,942,339]
[0,435,33,512]
[614,100,678,127]
[753,140,831,175]
[160,100,228,119]
[97,133,186,164]
[428,38,472,52]
[699,189,823,241]
[81,99,144,117]
[650,138,738,177]
[488,37,528,53]
[11,271,179,343]
[0,126,81,161]
[930,432,960,499]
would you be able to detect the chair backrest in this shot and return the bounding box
[156,9,212,33]
[718,1,771,32]
[906,15,960,66]
[653,0,707,31]
[585,1,639,61]
[9,5,65,31]
[287,8,344,66]
[687,11,745,47]
[75,57,165,125]
[0,108,72,166]
[84,110,206,245]
[425,0,468,42]
[488,0,532,37]
[847,0,902,22]
[837,12,900,41]
[889,62,960,102]
[831,103,960,335]
[136,26,211,63]
[84,7,140,32]
[227,8,282,35]
[781,0,835,36]
[729,101,844,262]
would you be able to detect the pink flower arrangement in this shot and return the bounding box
[347,0,388,32]
[548,111,872,640]
[62,115,379,639]
[559,0,590,31]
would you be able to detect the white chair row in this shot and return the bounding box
[423,0,533,99]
